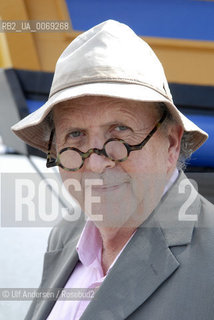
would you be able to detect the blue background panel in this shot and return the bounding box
[185,113,214,167]
[27,99,44,113]
[67,0,214,41]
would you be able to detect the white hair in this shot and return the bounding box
[157,102,194,170]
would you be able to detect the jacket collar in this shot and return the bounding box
[154,170,201,246]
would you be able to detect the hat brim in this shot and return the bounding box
[11,82,208,155]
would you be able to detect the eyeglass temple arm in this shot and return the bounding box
[46,129,57,168]
[46,158,56,168]
[128,110,167,151]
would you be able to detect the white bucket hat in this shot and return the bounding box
[12,19,208,154]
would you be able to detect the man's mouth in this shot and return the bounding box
[92,182,128,192]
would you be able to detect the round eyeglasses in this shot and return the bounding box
[46,110,167,171]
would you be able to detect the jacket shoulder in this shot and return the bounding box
[191,194,214,262]
[198,194,214,227]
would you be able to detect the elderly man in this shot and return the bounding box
[12,20,214,320]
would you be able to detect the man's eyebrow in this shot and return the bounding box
[62,120,151,133]
[62,126,85,133]
[103,119,151,130]
[63,121,129,130]
[102,120,130,127]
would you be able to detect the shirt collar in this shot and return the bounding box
[76,219,136,273]
[163,168,179,196]
[76,219,103,266]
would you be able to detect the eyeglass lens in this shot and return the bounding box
[59,140,128,170]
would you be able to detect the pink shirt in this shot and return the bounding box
[47,220,134,320]
[47,169,178,319]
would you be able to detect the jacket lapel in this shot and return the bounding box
[80,216,179,320]
[155,170,201,246]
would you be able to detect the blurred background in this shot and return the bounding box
[0,0,214,318]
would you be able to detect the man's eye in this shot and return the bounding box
[115,125,129,132]
[68,131,82,138]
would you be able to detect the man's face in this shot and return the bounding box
[54,96,182,230]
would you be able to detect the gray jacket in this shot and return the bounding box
[25,171,214,319]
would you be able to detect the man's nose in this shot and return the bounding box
[84,151,115,174]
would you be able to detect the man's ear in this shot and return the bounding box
[167,124,184,172]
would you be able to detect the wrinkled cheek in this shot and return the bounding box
[131,172,167,217]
